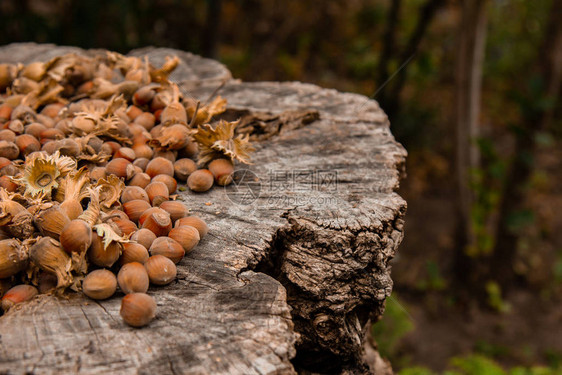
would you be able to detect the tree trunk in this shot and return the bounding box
[452,0,488,295]
[381,0,445,120]
[376,0,402,106]
[490,0,562,289]
[0,43,407,374]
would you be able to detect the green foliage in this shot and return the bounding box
[398,354,562,375]
[485,281,512,313]
[372,294,415,362]
[416,260,447,291]
[467,138,506,257]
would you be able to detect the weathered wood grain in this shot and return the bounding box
[0,43,406,374]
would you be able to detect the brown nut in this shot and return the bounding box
[88,234,121,268]
[120,242,149,265]
[112,217,138,236]
[173,158,197,182]
[151,174,177,194]
[149,237,185,264]
[141,211,172,237]
[82,269,117,300]
[118,262,149,294]
[1,285,38,311]
[114,147,136,161]
[106,158,135,180]
[145,181,169,204]
[208,158,234,186]
[130,228,156,250]
[121,186,150,204]
[159,200,189,222]
[120,292,156,327]
[60,219,93,254]
[187,169,213,192]
[168,225,200,253]
[128,172,151,189]
[145,255,177,285]
[175,216,208,239]
[145,157,174,178]
[123,199,151,223]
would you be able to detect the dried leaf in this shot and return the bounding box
[193,120,254,165]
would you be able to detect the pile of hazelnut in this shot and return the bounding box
[0,52,253,327]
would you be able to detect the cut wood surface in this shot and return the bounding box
[0,43,406,375]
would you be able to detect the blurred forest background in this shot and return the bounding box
[1,0,560,373]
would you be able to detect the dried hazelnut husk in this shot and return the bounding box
[160,85,187,126]
[179,141,198,159]
[175,216,208,239]
[145,254,177,286]
[208,158,234,186]
[2,284,38,311]
[60,219,93,254]
[154,124,190,150]
[149,237,185,264]
[87,234,121,268]
[168,225,200,253]
[145,181,169,205]
[145,157,174,178]
[159,201,188,222]
[128,172,151,189]
[151,174,177,194]
[173,158,197,182]
[34,205,71,240]
[120,292,156,327]
[29,237,73,289]
[123,199,151,223]
[82,269,117,300]
[141,211,172,237]
[121,186,149,204]
[106,158,135,180]
[187,169,214,192]
[120,242,149,265]
[118,262,149,294]
[38,271,58,294]
[0,239,28,278]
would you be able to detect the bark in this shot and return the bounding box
[376,0,402,104]
[453,0,488,291]
[381,0,445,119]
[0,43,407,374]
[490,0,562,289]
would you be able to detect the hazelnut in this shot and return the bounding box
[118,262,149,294]
[120,293,156,327]
[82,269,117,300]
[145,255,177,285]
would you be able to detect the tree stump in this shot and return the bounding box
[0,43,406,374]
